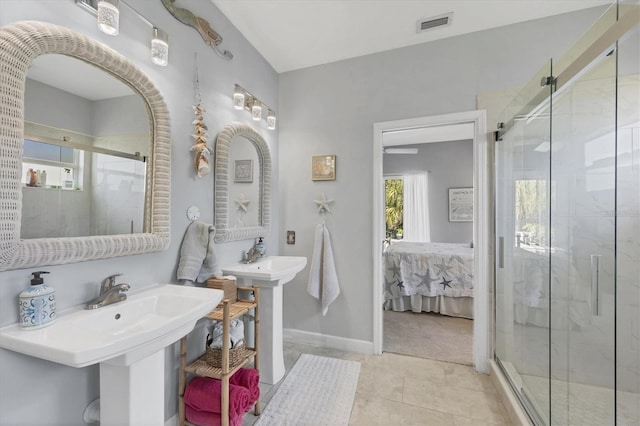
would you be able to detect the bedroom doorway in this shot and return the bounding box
[372,110,490,373]
[383,138,474,365]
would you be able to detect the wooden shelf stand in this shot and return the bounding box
[179,286,260,426]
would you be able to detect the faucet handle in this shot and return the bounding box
[100,273,123,292]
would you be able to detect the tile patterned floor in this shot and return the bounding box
[242,341,511,426]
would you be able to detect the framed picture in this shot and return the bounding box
[448,187,473,222]
[311,155,336,181]
[234,159,253,183]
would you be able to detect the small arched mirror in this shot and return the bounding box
[0,21,171,270]
[214,122,271,242]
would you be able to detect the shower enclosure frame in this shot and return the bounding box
[493,2,640,424]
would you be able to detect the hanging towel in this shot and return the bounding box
[307,223,340,315]
[184,376,250,417]
[185,405,242,426]
[177,221,222,285]
[230,368,260,406]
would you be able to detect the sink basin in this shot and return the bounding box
[0,284,223,367]
[222,256,307,286]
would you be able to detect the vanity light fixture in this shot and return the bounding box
[76,0,170,67]
[232,84,277,130]
[251,100,263,121]
[151,27,169,66]
[97,0,119,36]
[267,110,276,130]
[233,85,245,110]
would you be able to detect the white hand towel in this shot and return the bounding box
[177,221,222,285]
[209,320,245,349]
[307,223,340,315]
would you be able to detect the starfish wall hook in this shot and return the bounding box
[314,193,335,215]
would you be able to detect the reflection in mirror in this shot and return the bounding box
[228,136,259,228]
[214,122,271,243]
[22,54,150,239]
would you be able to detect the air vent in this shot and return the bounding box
[416,12,453,33]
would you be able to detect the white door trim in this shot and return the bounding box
[372,110,490,373]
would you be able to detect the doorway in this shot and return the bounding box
[372,110,490,373]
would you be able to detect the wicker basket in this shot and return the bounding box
[205,335,245,368]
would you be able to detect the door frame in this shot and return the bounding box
[372,110,490,373]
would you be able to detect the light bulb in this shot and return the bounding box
[151,28,169,66]
[267,110,276,130]
[251,100,262,121]
[97,0,119,36]
[233,85,245,110]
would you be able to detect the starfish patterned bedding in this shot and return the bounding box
[383,242,474,318]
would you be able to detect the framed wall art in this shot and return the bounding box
[234,159,253,183]
[311,155,336,181]
[448,187,473,222]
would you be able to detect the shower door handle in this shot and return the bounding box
[591,254,601,316]
[498,237,504,269]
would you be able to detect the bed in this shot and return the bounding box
[383,241,474,319]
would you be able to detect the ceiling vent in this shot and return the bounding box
[416,12,453,33]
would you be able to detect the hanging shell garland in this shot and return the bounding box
[190,104,211,177]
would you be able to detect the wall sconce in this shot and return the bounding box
[233,84,276,130]
[76,0,169,67]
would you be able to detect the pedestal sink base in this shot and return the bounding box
[100,349,165,425]
[221,256,308,386]
[259,285,285,385]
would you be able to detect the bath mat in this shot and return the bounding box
[254,354,361,426]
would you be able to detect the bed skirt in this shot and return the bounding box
[384,295,473,319]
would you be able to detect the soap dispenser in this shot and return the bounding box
[18,271,56,329]
[256,237,266,258]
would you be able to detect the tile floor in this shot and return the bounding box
[242,341,512,425]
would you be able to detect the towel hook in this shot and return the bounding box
[313,193,334,217]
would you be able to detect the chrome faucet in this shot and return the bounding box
[243,247,261,264]
[85,273,130,310]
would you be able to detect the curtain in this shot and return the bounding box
[402,172,430,242]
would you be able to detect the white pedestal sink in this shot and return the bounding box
[0,284,223,425]
[222,256,307,385]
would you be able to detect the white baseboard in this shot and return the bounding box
[283,328,373,354]
[165,414,178,426]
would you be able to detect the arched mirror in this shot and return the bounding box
[214,122,271,242]
[0,21,171,270]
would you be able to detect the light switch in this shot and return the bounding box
[287,230,295,244]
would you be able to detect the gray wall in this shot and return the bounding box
[278,8,607,342]
[0,1,279,424]
[383,140,474,243]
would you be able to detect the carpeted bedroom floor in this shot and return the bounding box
[383,310,473,366]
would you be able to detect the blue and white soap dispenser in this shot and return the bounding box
[19,271,56,329]
[256,237,266,258]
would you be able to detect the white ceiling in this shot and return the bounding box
[211,0,611,73]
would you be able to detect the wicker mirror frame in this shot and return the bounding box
[0,21,171,271]
[214,122,271,243]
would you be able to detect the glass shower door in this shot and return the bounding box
[495,60,553,425]
[549,26,618,426]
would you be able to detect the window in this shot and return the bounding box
[22,139,83,190]
[385,177,403,239]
